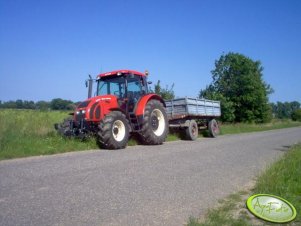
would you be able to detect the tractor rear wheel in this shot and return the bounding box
[98,111,130,149]
[208,119,220,138]
[140,100,168,145]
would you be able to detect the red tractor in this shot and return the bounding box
[55,69,169,149]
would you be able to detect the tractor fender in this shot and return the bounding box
[135,94,166,116]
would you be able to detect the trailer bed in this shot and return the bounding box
[165,97,221,120]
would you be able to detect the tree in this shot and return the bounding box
[2,101,17,109]
[271,101,301,119]
[200,85,235,122]
[200,52,273,123]
[291,101,301,112]
[291,109,301,121]
[15,99,24,109]
[36,101,51,110]
[50,98,74,110]
[23,100,35,109]
[150,80,175,100]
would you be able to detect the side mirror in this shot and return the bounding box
[148,81,152,85]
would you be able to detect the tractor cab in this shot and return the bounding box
[96,70,149,114]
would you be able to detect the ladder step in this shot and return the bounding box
[129,113,140,131]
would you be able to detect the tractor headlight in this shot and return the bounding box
[76,110,86,114]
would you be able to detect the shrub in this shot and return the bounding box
[291,109,301,121]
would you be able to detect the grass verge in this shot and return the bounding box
[188,144,301,226]
[1,109,301,160]
[220,120,301,135]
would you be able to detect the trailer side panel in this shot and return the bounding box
[165,97,221,120]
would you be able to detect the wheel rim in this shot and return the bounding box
[151,109,165,136]
[112,120,126,142]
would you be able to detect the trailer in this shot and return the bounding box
[165,97,221,140]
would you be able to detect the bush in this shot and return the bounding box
[291,109,301,121]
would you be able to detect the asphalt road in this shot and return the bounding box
[1,127,301,226]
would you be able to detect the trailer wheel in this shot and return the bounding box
[208,119,220,138]
[98,111,130,149]
[140,99,168,145]
[185,120,198,140]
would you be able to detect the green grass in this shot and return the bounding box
[1,109,301,160]
[220,120,301,135]
[187,191,253,226]
[188,144,301,226]
[0,109,98,160]
[253,144,301,224]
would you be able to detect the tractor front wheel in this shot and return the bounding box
[98,111,130,149]
[140,100,168,145]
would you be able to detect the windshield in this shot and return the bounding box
[97,76,125,98]
[97,74,149,99]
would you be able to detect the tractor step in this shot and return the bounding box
[129,113,140,132]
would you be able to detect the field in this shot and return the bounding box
[0,109,97,160]
[1,109,301,160]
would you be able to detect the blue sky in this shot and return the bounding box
[0,0,300,103]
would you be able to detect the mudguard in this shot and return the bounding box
[135,94,166,116]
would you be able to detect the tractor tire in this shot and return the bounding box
[98,111,130,149]
[185,120,198,140]
[208,119,220,138]
[55,117,73,137]
[140,99,168,145]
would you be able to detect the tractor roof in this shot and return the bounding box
[97,69,146,78]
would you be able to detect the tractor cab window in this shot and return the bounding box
[126,74,148,98]
[127,77,142,100]
[126,75,144,112]
[97,76,125,98]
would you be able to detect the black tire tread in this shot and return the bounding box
[140,99,168,145]
[185,120,198,140]
[208,119,220,138]
[98,111,129,149]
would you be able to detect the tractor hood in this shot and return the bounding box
[76,95,118,110]
[75,95,119,122]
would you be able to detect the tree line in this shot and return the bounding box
[270,101,300,119]
[1,98,299,120]
[271,101,301,121]
[0,98,77,110]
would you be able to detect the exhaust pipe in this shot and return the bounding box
[86,75,93,99]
